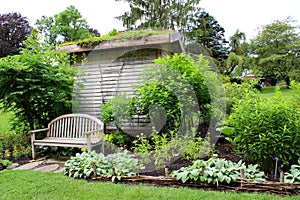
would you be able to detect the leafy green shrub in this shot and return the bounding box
[100,94,133,148]
[0,35,79,132]
[104,130,132,148]
[64,151,144,181]
[135,54,211,132]
[0,159,12,169]
[133,129,212,169]
[172,157,265,186]
[0,133,31,160]
[101,54,216,150]
[182,135,212,161]
[224,84,300,171]
[224,80,259,115]
[284,158,300,184]
[101,54,211,139]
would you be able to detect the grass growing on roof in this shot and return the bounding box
[0,170,299,200]
[60,29,174,48]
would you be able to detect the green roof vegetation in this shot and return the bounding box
[60,29,174,48]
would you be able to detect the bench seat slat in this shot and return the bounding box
[30,113,104,160]
[34,137,101,145]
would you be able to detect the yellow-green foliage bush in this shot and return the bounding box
[224,83,300,172]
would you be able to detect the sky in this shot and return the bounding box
[0,0,299,41]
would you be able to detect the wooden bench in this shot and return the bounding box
[30,113,104,160]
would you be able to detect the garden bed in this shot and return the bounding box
[3,140,300,197]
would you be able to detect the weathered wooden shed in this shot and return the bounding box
[59,31,185,134]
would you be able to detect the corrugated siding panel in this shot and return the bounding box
[73,49,163,134]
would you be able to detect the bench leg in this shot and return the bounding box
[86,135,91,152]
[31,143,35,160]
[31,135,36,160]
[101,140,104,154]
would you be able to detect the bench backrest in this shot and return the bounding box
[47,114,104,139]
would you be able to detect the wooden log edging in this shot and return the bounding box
[90,175,300,196]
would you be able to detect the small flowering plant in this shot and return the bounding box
[0,134,31,160]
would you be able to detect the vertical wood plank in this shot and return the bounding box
[62,117,65,137]
[76,117,79,138]
[81,117,84,137]
[60,120,63,137]
[87,118,90,137]
[49,123,54,137]
[66,117,74,138]
[73,117,76,138]
[55,121,59,137]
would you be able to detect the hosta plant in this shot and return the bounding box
[64,150,144,181]
[284,158,300,184]
[0,159,12,169]
[171,157,265,186]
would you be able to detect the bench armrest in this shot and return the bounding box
[84,129,103,136]
[30,128,49,134]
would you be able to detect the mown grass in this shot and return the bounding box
[0,110,12,137]
[260,86,293,98]
[0,170,299,200]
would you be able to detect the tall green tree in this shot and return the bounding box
[116,0,201,30]
[251,18,300,86]
[35,5,99,45]
[0,34,79,132]
[186,10,229,66]
[225,30,254,77]
[0,12,32,58]
[229,29,246,54]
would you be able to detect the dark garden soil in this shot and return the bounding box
[141,139,244,177]
[0,156,31,170]
[11,156,32,165]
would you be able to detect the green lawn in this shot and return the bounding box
[260,86,293,98]
[0,110,12,137]
[0,170,298,200]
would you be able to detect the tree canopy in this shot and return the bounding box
[0,12,32,58]
[229,29,246,55]
[186,10,229,66]
[224,30,253,77]
[35,5,100,45]
[251,18,300,86]
[0,34,79,131]
[116,0,201,30]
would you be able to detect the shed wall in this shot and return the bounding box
[72,48,169,134]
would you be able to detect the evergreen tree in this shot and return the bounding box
[116,0,201,30]
[186,10,229,65]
